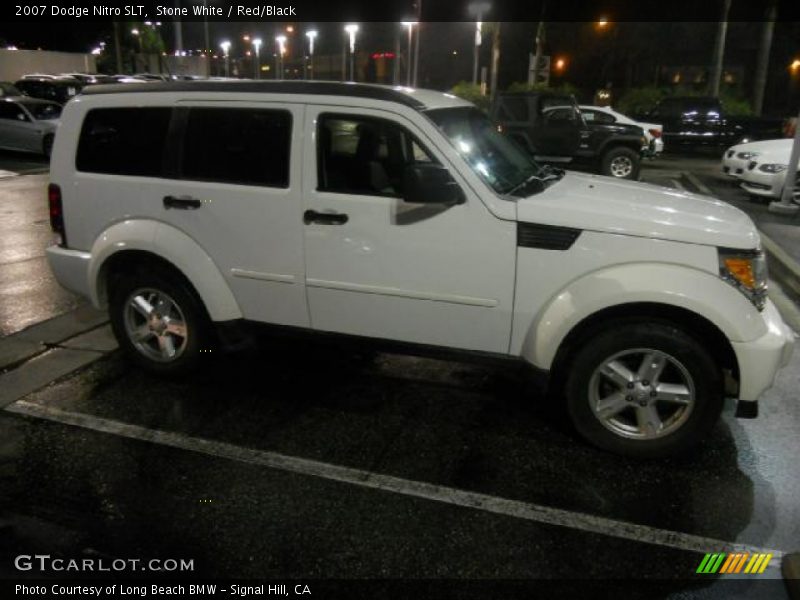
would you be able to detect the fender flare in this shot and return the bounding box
[87,219,242,322]
[520,262,766,370]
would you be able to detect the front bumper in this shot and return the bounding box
[45,245,93,301]
[740,169,785,198]
[731,300,795,404]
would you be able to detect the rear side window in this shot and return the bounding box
[76,108,171,176]
[180,108,291,187]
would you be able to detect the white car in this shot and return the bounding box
[579,105,663,156]
[45,81,794,458]
[0,96,61,156]
[736,140,799,203]
[722,138,793,180]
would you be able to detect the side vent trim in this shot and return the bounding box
[517,222,582,251]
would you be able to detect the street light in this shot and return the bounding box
[219,40,231,77]
[275,35,287,79]
[597,16,609,29]
[305,30,317,80]
[344,24,359,82]
[401,21,416,86]
[468,2,490,85]
[253,38,262,79]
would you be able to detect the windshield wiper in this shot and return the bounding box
[507,173,544,196]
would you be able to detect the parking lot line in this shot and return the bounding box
[4,399,785,568]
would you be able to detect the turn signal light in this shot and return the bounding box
[648,128,662,139]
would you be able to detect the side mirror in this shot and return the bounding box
[402,164,465,206]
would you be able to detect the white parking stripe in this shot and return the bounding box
[5,399,785,568]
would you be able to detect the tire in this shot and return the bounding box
[565,321,724,458]
[601,146,641,180]
[42,134,54,159]
[109,265,211,375]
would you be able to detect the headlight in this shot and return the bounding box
[736,151,759,160]
[718,248,768,310]
[758,163,787,173]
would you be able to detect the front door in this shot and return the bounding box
[301,105,515,354]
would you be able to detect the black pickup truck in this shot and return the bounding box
[638,96,785,149]
[491,92,647,180]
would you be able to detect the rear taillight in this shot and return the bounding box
[648,128,662,139]
[48,183,66,247]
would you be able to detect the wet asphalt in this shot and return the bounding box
[0,167,81,336]
[0,154,797,597]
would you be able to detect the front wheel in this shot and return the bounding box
[565,322,724,458]
[601,146,641,180]
[109,267,210,374]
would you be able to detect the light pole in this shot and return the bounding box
[305,30,317,80]
[276,35,287,79]
[219,40,231,77]
[253,38,262,79]
[468,2,490,85]
[402,21,416,86]
[344,24,359,82]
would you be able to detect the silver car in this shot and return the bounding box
[0,96,61,157]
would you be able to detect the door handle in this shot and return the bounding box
[303,209,348,225]
[163,195,202,210]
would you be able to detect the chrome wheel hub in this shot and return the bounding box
[609,156,633,178]
[123,288,188,363]
[589,348,695,440]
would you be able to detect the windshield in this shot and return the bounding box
[22,102,61,120]
[426,106,555,197]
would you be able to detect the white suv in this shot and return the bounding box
[46,81,794,458]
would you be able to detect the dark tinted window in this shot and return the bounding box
[318,114,435,196]
[22,102,61,120]
[180,108,291,187]
[497,96,529,121]
[0,102,25,120]
[76,108,171,176]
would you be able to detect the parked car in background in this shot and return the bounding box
[721,139,793,179]
[639,96,785,150]
[0,82,23,97]
[60,73,115,85]
[0,96,61,156]
[579,105,663,157]
[14,77,82,105]
[492,92,647,179]
[738,141,799,203]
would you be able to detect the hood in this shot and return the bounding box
[517,172,759,249]
[731,138,793,156]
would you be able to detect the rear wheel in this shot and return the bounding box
[565,321,724,458]
[109,266,210,374]
[601,146,641,180]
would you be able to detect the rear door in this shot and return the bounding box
[0,101,32,150]
[155,102,309,327]
[533,98,582,158]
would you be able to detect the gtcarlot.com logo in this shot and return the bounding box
[14,554,194,573]
[696,552,773,575]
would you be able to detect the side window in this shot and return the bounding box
[180,107,291,187]
[584,110,615,124]
[76,107,172,176]
[317,114,436,197]
[543,107,577,123]
[0,102,24,120]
